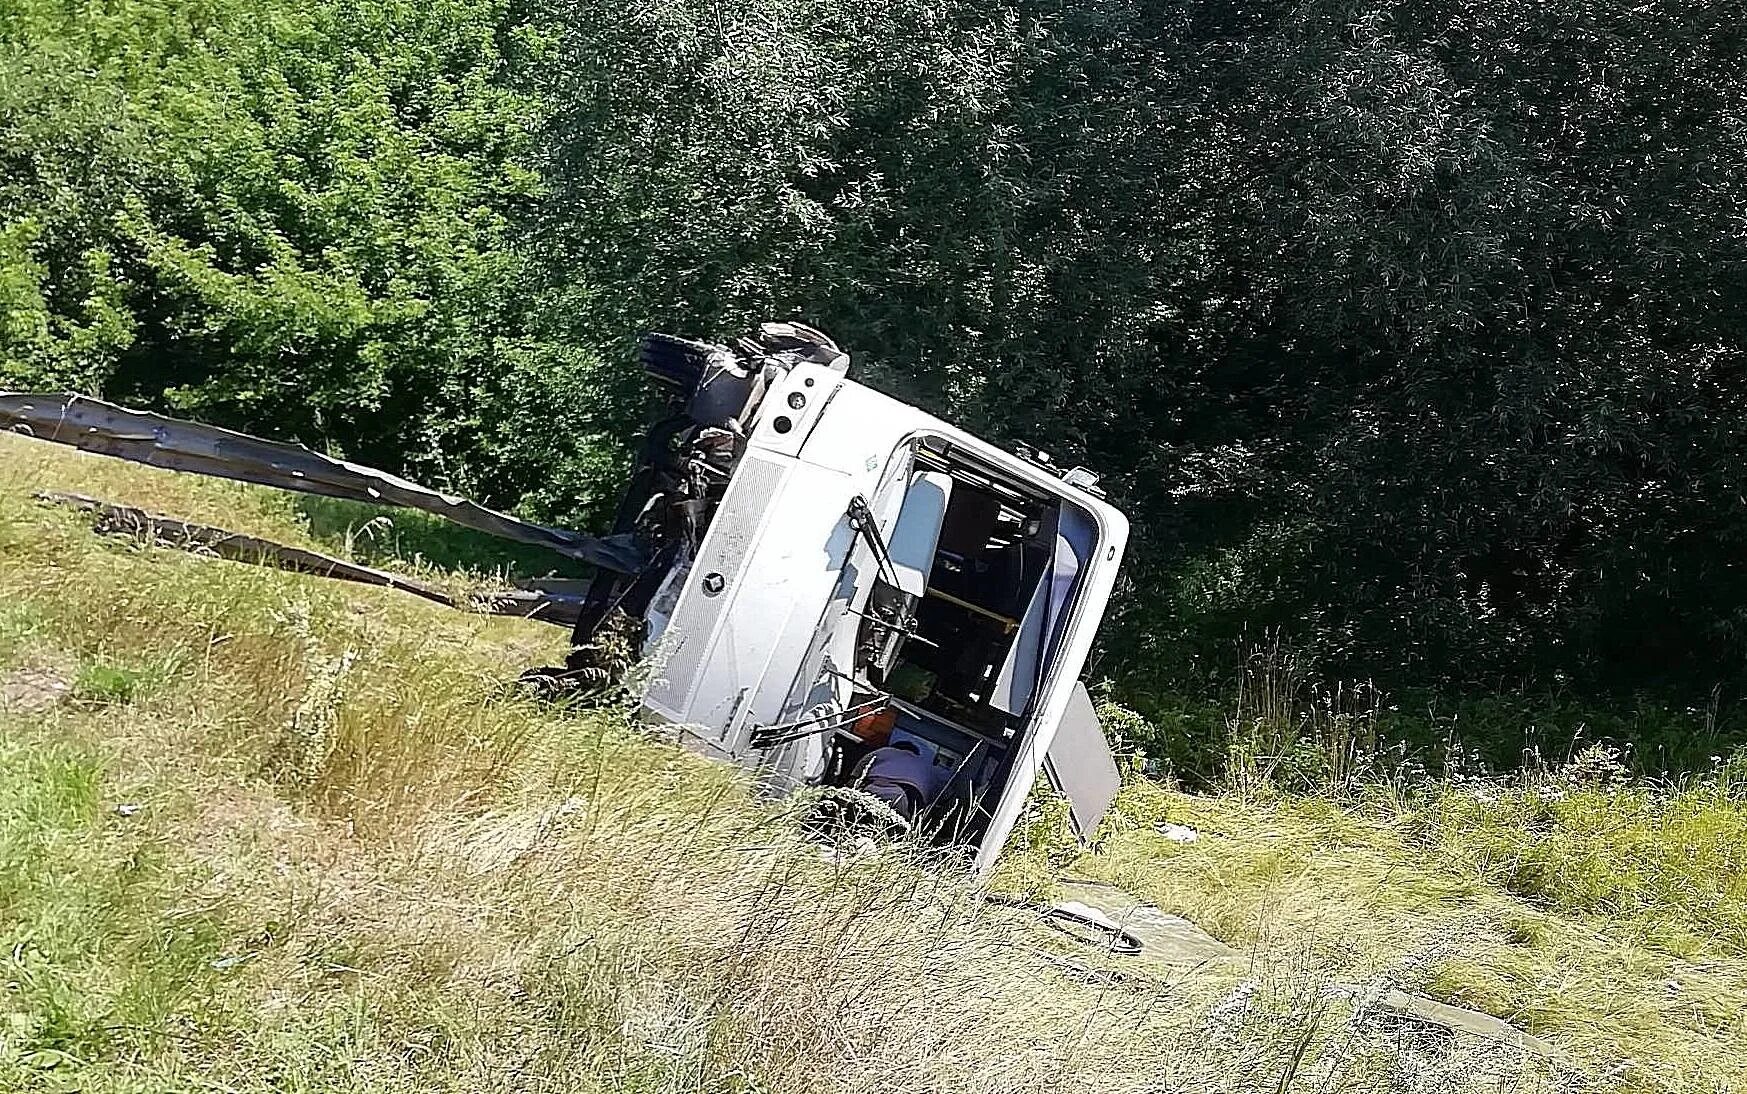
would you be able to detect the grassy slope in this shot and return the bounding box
[0,432,1740,1092]
[1068,783,1746,1092]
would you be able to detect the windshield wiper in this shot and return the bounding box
[747,695,892,750]
[846,495,901,588]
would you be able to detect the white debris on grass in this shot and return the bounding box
[1157,821,1200,843]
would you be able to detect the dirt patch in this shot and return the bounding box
[0,666,72,714]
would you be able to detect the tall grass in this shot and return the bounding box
[1222,638,1385,796]
[1084,657,1747,1094]
[0,435,1559,1092]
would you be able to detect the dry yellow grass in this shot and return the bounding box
[0,432,1629,1092]
[1067,777,1747,1092]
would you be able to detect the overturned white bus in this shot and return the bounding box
[1,323,1126,876]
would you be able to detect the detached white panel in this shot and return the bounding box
[1044,681,1121,839]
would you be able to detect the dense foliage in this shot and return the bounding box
[0,0,633,519]
[5,0,1745,763]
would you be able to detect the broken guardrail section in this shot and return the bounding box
[34,491,589,625]
[0,392,646,574]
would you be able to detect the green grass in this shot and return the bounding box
[1,432,1741,1091]
[1063,772,1747,1092]
[71,653,184,706]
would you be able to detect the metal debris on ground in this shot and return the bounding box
[35,491,589,625]
[1156,821,1200,842]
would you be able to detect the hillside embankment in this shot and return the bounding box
[2,433,1742,1093]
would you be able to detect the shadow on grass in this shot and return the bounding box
[294,496,595,581]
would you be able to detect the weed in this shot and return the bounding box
[1220,638,1386,797]
[71,652,183,706]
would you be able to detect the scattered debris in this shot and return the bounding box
[0,393,641,571]
[1041,901,1145,955]
[1157,821,1200,842]
[114,803,142,817]
[1047,878,1563,1078]
[1052,879,1237,966]
[1341,982,1569,1089]
[1347,985,1560,1059]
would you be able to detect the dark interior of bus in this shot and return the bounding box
[822,444,1086,844]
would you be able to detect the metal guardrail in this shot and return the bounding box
[1,392,646,574]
